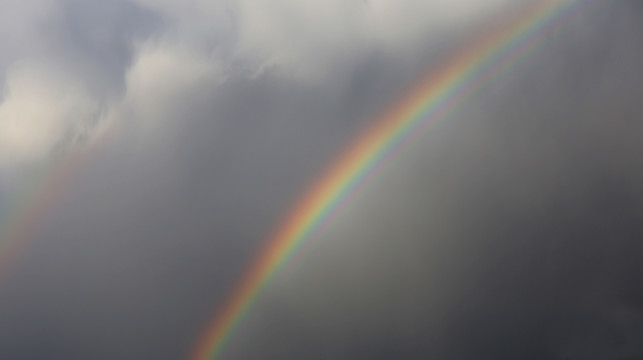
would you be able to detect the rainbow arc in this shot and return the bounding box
[187,1,601,359]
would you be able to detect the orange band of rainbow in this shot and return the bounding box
[187,1,601,359]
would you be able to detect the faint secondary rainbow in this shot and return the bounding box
[0,158,77,283]
[189,1,600,359]
[0,125,114,285]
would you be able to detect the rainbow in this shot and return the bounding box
[0,159,72,283]
[187,1,601,359]
[0,128,112,285]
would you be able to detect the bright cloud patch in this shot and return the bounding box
[0,62,98,165]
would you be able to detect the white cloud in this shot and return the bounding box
[132,0,517,80]
[0,62,98,166]
[0,0,519,168]
[97,41,225,148]
[124,42,223,111]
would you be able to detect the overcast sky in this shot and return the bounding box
[1,0,643,359]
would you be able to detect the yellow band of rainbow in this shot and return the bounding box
[187,1,602,359]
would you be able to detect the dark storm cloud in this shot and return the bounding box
[216,2,643,360]
[1,1,643,360]
[0,44,432,359]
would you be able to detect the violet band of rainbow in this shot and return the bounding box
[185,1,601,359]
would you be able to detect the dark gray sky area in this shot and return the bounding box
[0,1,643,359]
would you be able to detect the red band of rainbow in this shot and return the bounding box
[187,1,601,359]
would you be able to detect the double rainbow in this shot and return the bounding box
[0,1,598,358]
[187,1,599,359]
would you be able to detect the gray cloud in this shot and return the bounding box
[0,0,160,168]
[0,0,517,169]
[1,1,643,360]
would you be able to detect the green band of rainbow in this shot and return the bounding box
[0,125,116,285]
[187,1,601,359]
[0,151,97,285]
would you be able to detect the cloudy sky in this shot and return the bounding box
[0,0,642,359]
